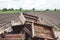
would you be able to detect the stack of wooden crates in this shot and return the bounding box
[0,13,56,40]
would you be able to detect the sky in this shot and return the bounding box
[0,0,60,9]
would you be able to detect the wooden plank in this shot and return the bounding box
[32,22,35,37]
[23,27,32,37]
[23,13,38,19]
[24,15,37,20]
[19,12,26,24]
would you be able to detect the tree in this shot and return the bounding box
[11,8,14,10]
[2,8,7,11]
[19,8,22,11]
[46,9,49,11]
[8,8,14,11]
[54,8,56,11]
[32,8,35,11]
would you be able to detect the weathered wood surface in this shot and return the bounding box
[33,24,55,40]
[0,34,25,40]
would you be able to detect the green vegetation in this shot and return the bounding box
[0,10,33,14]
[44,9,60,12]
[32,8,35,11]
[0,8,60,14]
[56,28,60,31]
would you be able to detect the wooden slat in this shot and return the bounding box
[0,34,25,40]
[23,27,32,37]
[0,38,23,40]
[19,13,26,24]
[23,13,38,19]
[24,15,37,20]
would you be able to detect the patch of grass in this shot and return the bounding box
[0,10,34,14]
[0,10,20,14]
[56,28,60,32]
[0,10,60,14]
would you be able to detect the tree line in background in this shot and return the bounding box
[1,8,23,11]
[45,8,58,11]
[0,8,60,12]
